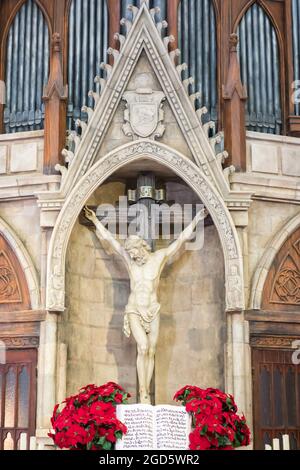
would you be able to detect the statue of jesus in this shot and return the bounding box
[84,206,207,404]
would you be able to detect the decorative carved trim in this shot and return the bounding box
[0,251,22,303]
[293,238,300,257]
[250,336,299,349]
[122,82,166,140]
[0,336,39,349]
[272,267,300,306]
[46,140,244,312]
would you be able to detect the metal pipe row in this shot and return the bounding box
[238,3,282,134]
[178,0,218,127]
[67,0,109,130]
[4,0,49,133]
[292,0,300,116]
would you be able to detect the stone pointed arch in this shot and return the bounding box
[46,140,244,313]
[0,217,40,310]
[250,212,300,310]
[59,1,230,199]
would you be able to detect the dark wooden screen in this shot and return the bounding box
[252,347,300,450]
[0,349,37,450]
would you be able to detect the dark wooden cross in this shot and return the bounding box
[81,172,170,250]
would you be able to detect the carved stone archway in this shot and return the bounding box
[46,140,244,313]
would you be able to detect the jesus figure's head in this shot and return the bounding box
[124,236,151,265]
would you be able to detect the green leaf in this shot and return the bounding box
[96,436,106,446]
[103,441,112,450]
[115,431,123,440]
[200,425,208,436]
[86,441,93,450]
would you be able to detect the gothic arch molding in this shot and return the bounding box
[46,140,244,313]
[233,0,282,42]
[0,217,40,310]
[250,212,300,310]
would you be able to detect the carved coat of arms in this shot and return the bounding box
[122,84,166,140]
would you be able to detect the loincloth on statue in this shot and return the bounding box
[123,303,161,338]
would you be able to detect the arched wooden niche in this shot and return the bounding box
[262,226,300,313]
[0,233,30,312]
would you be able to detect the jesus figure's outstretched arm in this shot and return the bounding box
[163,208,208,260]
[84,206,131,266]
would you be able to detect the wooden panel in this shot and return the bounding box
[263,226,300,313]
[0,349,37,450]
[246,309,300,324]
[0,234,30,312]
[250,322,300,336]
[252,347,300,450]
[0,322,40,338]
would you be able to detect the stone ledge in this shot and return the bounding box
[246,130,300,145]
[230,173,300,203]
[0,174,61,200]
[0,130,44,142]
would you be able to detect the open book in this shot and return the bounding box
[115,404,192,450]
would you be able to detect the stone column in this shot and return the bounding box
[36,313,58,433]
[36,207,61,440]
[226,206,253,445]
[227,312,246,411]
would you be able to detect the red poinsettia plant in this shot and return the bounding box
[174,386,251,451]
[49,382,130,450]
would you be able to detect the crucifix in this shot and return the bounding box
[83,173,207,404]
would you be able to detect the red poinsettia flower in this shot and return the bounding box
[189,430,212,451]
[49,382,129,451]
[175,386,251,451]
[89,401,115,417]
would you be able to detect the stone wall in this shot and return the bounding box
[156,224,226,404]
[0,198,41,272]
[0,130,44,175]
[246,131,300,178]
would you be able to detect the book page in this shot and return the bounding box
[115,404,154,450]
[154,405,191,450]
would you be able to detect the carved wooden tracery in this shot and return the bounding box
[0,251,22,304]
[0,234,30,312]
[262,226,300,312]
